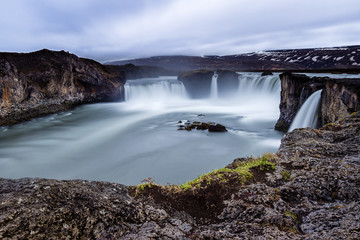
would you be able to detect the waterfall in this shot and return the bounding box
[210,72,218,98]
[238,73,281,94]
[289,90,322,131]
[124,77,187,102]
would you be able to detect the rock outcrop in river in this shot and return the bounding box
[1,113,359,239]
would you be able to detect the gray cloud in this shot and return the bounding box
[1,0,359,62]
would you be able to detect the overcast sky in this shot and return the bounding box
[1,0,360,62]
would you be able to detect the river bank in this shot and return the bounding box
[1,113,359,239]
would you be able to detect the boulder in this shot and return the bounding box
[196,122,210,130]
[208,123,227,132]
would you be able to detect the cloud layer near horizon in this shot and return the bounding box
[1,0,360,61]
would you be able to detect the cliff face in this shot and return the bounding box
[0,49,125,126]
[274,72,360,132]
[1,113,359,239]
[178,69,215,98]
[321,80,360,125]
[274,72,326,131]
[178,69,239,98]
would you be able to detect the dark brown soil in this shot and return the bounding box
[131,167,274,224]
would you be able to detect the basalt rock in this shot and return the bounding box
[275,72,360,132]
[216,70,239,98]
[178,69,214,98]
[208,123,227,132]
[274,72,327,132]
[0,49,126,126]
[178,69,239,99]
[1,114,360,239]
[321,79,360,125]
[261,71,273,76]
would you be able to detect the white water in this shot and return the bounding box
[0,73,283,185]
[238,73,281,94]
[289,90,322,131]
[124,76,187,102]
[210,72,218,99]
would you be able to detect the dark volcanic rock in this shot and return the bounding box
[261,71,273,76]
[0,49,125,126]
[321,79,360,125]
[274,72,327,132]
[275,72,360,132]
[178,69,214,98]
[178,69,239,99]
[208,123,227,132]
[1,114,360,239]
[216,70,239,98]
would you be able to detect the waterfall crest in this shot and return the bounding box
[289,90,322,131]
[238,73,281,94]
[124,77,187,102]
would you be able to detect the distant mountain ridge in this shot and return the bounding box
[107,45,360,72]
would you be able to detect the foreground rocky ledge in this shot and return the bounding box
[1,113,360,239]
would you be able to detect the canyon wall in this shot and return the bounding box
[178,69,239,98]
[0,49,127,126]
[321,80,360,125]
[274,72,326,131]
[275,72,360,132]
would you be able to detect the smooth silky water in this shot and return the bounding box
[0,74,284,185]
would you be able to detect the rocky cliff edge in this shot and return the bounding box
[0,49,126,126]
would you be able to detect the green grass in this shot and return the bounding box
[135,153,278,195]
[284,211,297,220]
[281,171,291,181]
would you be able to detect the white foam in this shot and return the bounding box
[289,90,322,132]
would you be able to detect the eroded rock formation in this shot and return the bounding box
[275,72,360,132]
[178,69,214,98]
[274,72,326,131]
[178,69,239,98]
[321,79,360,125]
[1,113,359,239]
[0,49,126,126]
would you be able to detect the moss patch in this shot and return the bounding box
[132,153,278,223]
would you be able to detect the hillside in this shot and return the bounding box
[108,45,360,72]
